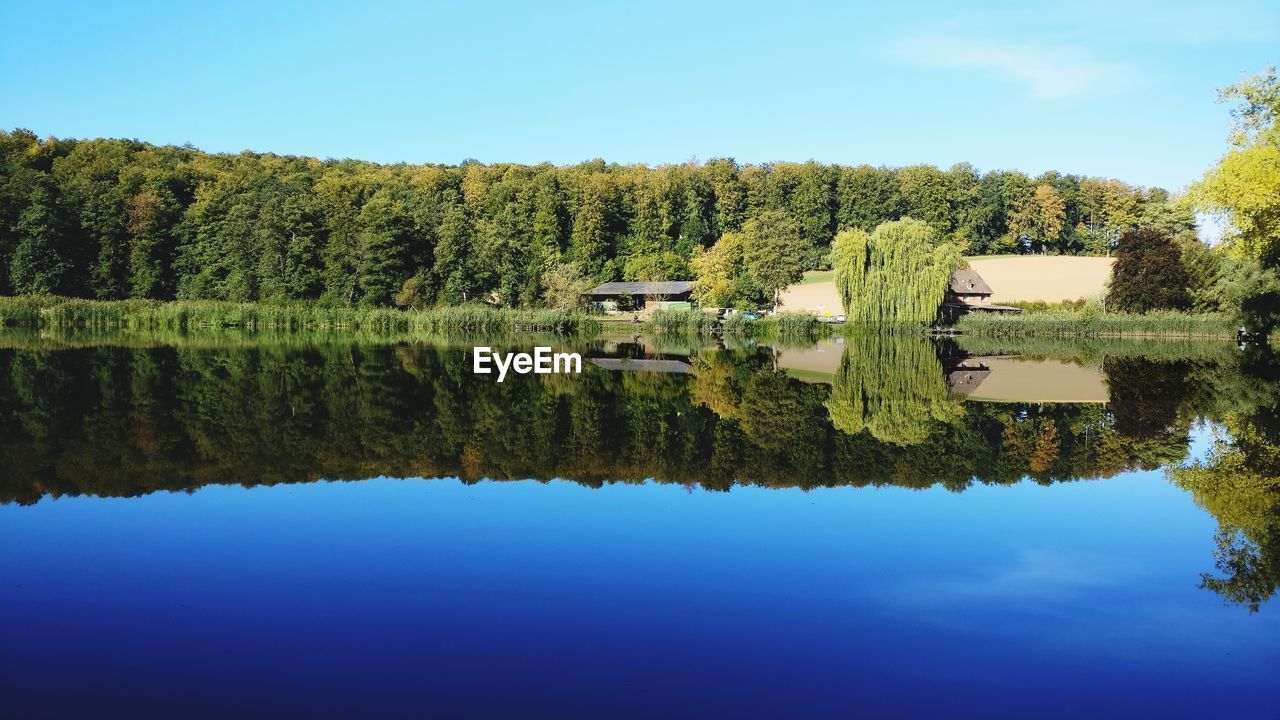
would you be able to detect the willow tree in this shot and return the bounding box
[825,333,963,446]
[832,218,961,326]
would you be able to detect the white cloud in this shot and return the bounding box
[889,34,1141,101]
[885,549,1121,605]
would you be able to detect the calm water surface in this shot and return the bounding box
[2,335,1278,718]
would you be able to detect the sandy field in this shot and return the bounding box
[964,256,1114,304]
[778,256,1114,312]
[778,280,843,315]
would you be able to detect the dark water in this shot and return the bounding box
[2,335,1279,718]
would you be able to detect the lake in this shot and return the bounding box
[2,333,1279,718]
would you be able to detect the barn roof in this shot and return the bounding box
[949,268,993,295]
[582,281,696,296]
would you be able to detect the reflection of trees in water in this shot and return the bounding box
[825,334,963,445]
[1168,347,1280,612]
[0,340,1216,501]
[1104,356,1193,439]
[4,338,1279,609]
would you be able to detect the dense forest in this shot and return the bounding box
[0,129,1192,309]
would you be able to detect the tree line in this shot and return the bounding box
[0,129,1188,310]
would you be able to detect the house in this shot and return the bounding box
[939,268,1022,323]
[949,268,995,306]
[582,281,696,312]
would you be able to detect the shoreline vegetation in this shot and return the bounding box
[953,309,1236,339]
[0,295,1245,340]
[0,295,600,335]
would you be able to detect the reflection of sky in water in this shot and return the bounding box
[2,472,1277,718]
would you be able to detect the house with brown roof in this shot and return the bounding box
[939,268,1022,323]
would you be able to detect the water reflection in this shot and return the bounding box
[1,333,1278,611]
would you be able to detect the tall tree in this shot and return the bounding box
[1011,184,1067,254]
[1192,67,1280,309]
[9,180,74,295]
[741,211,806,312]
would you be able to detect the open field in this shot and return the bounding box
[964,256,1113,304]
[778,278,843,315]
[780,256,1114,314]
[798,270,835,285]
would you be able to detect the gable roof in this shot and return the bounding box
[583,281,696,296]
[949,268,993,295]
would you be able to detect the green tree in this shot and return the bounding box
[1191,67,1280,333]
[1010,184,1066,254]
[741,211,807,311]
[355,190,413,306]
[691,231,752,308]
[539,261,590,310]
[9,180,74,295]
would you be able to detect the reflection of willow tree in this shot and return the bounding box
[825,334,963,445]
[1169,349,1280,612]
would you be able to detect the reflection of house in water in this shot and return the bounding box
[589,358,693,374]
[945,359,993,395]
[588,341,694,374]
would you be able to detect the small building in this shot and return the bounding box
[940,268,1022,323]
[582,281,696,312]
[949,268,995,306]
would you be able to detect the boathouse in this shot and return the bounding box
[582,281,696,312]
[939,268,1022,323]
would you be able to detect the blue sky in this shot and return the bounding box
[2,0,1276,189]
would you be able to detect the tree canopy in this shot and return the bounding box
[0,129,1184,309]
[1191,67,1280,332]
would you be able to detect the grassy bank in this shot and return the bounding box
[0,295,601,335]
[955,309,1235,339]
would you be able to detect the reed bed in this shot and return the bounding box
[955,309,1236,339]
[0,296,601,335]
